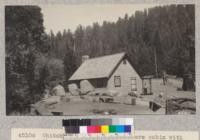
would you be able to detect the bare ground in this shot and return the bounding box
[34,78,195,115]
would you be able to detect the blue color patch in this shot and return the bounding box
[115,125,124,133]
[124,125,131,133]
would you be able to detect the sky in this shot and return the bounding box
[41,4,159,34]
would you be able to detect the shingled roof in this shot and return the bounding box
[69,52,126,81]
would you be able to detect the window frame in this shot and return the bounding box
[131,77,137,91]
[114,76,121,87]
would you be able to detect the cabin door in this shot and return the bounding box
[143,79,151,94]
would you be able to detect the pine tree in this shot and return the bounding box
[63,48,77,83]
[5,6,46,114]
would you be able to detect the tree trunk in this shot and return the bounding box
[154,47,159,78]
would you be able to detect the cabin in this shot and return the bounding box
[69,52,142,95]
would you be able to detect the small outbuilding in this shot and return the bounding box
[142,75,153,95]
[69,52,142,95]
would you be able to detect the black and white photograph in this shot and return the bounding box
[5,4,195,116]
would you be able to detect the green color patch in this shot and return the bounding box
[109,125,116,133]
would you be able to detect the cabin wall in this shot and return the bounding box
[107,59,142,96]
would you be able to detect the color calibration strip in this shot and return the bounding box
[63,118,134,139]
[64,125,132,134]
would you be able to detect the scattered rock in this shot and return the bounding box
[123,97,136,105]
[106,90,119,97]
[60,96,70,102]
[92,109,117,115]
[128,91,138,97]
[80,80,94,95]
[68,83,80,96]
[52,84,66,96]
[69,96,83,102]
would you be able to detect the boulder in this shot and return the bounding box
[107,90,119,97]
[123,97,136,105]
[80,80,94,95]
[43,96,61,106]
[51,84,66,96]
[128,91,138,97]
[68,83,80,96]
[88,89,119,97]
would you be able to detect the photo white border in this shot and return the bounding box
[0,0,199,139]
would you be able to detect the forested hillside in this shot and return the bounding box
[48,5,195,78]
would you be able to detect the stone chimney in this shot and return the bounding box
[82,55,89,63]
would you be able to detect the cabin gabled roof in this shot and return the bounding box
[69,52,128,81]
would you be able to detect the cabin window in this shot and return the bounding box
[114,76,121,87]
[97,79,107,88]
[91,79,107,88]
[131,78,137,91]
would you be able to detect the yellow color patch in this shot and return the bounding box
[101,125,109,133]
